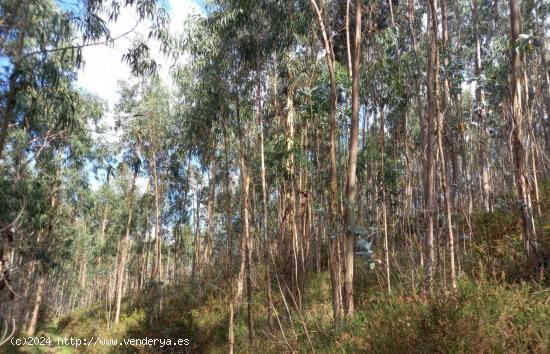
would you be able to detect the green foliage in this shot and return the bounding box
[48,269,550,354]
[337,280,550,354]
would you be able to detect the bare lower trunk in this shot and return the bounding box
[205,147,216,267]
[151,158,162,282]
[235,79,254,345]
[26,272,45,335]
[191,192,200,281]
[258,89,274,330]
[343,0,362,316]
[308,0,342,327]
[437,105,457,289]
[228,301,235,354]
[509,0,538,258]
[379,106,391,294]
[424,0,439,295]
[223,130,235,354]
[115,169,138,324]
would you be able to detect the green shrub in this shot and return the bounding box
[310,279,550,354]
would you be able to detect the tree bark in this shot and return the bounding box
[343,0,362,317]
[191,185,200,281]
[509,0,538,258]
[150,156,162,282]
[223,129,235,354]
[258,78,274,330]
[115,167,138,324]
[205,144,216,267]
[424,0,438,295]
[26,272,45,336]
[473,0,491,212]
[378,105,391,294]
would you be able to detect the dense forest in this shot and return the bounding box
[1,0,550,352]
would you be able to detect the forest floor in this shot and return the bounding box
[12,274,550,353]
[5,184,550,354]
[6,320,73,354]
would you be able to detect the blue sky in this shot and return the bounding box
[3,0,205,192]
[72,0,204,190]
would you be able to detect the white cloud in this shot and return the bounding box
[169,0,203,33]
[77,0,202,112]
[80,0,203,190]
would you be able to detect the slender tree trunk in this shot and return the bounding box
[309,0,342,327]
[408,0,427,275]
[258,80,274,330]
[151,157,162,282]
[473,0,491,212]
[27,150,61,334]
[424,0,438,295]
[235,80,255,345]
[379,105,391,294]
[205,145,216,267]
[509,0,538,258]
[26,272,45,335]
[191,188,200,281]
[284,70,301,309]
[439,0,457,289]
[240,151,254,346]
[223,129,235,354]
[115,168,138,324]
[345,0,352,76]
[437,84,457,290]
[343,0,362,316]
[538,37,550,149]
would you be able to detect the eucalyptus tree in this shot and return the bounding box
[175,0,320,348]
[134,79,172,283]
[308,0,344,325]
[472,0,491,212]
[0,88,104,333]
[0,0,170,332]
[113,158,140,324]
[508,0,538,258]
[111,76,174,322]
[1,0,549,349]
[343,0,362,315]
[0,0,169,160]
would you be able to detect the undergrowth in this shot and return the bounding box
[19,183,550,354]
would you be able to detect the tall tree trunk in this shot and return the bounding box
[150,157,162,282]
[258,78,274,330]
[407,0,427,276]
[140,180,151,289]
[379,105,391,294]
[205,144,216,267]
[308,0,342,327]
[223,129,235,354]
[343,0,362,315]
[26,273,45,335]
[239,151,254,346]
[191,187,200,281]
[235,79,255,345]
[424,0,438,295]
[509,0,538,258]
[473,0,491,212]
[27,150,61,334]
[538,37,550,149]
[284,69,301,308]
[439,0,457,289]
[114,167,138,324]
